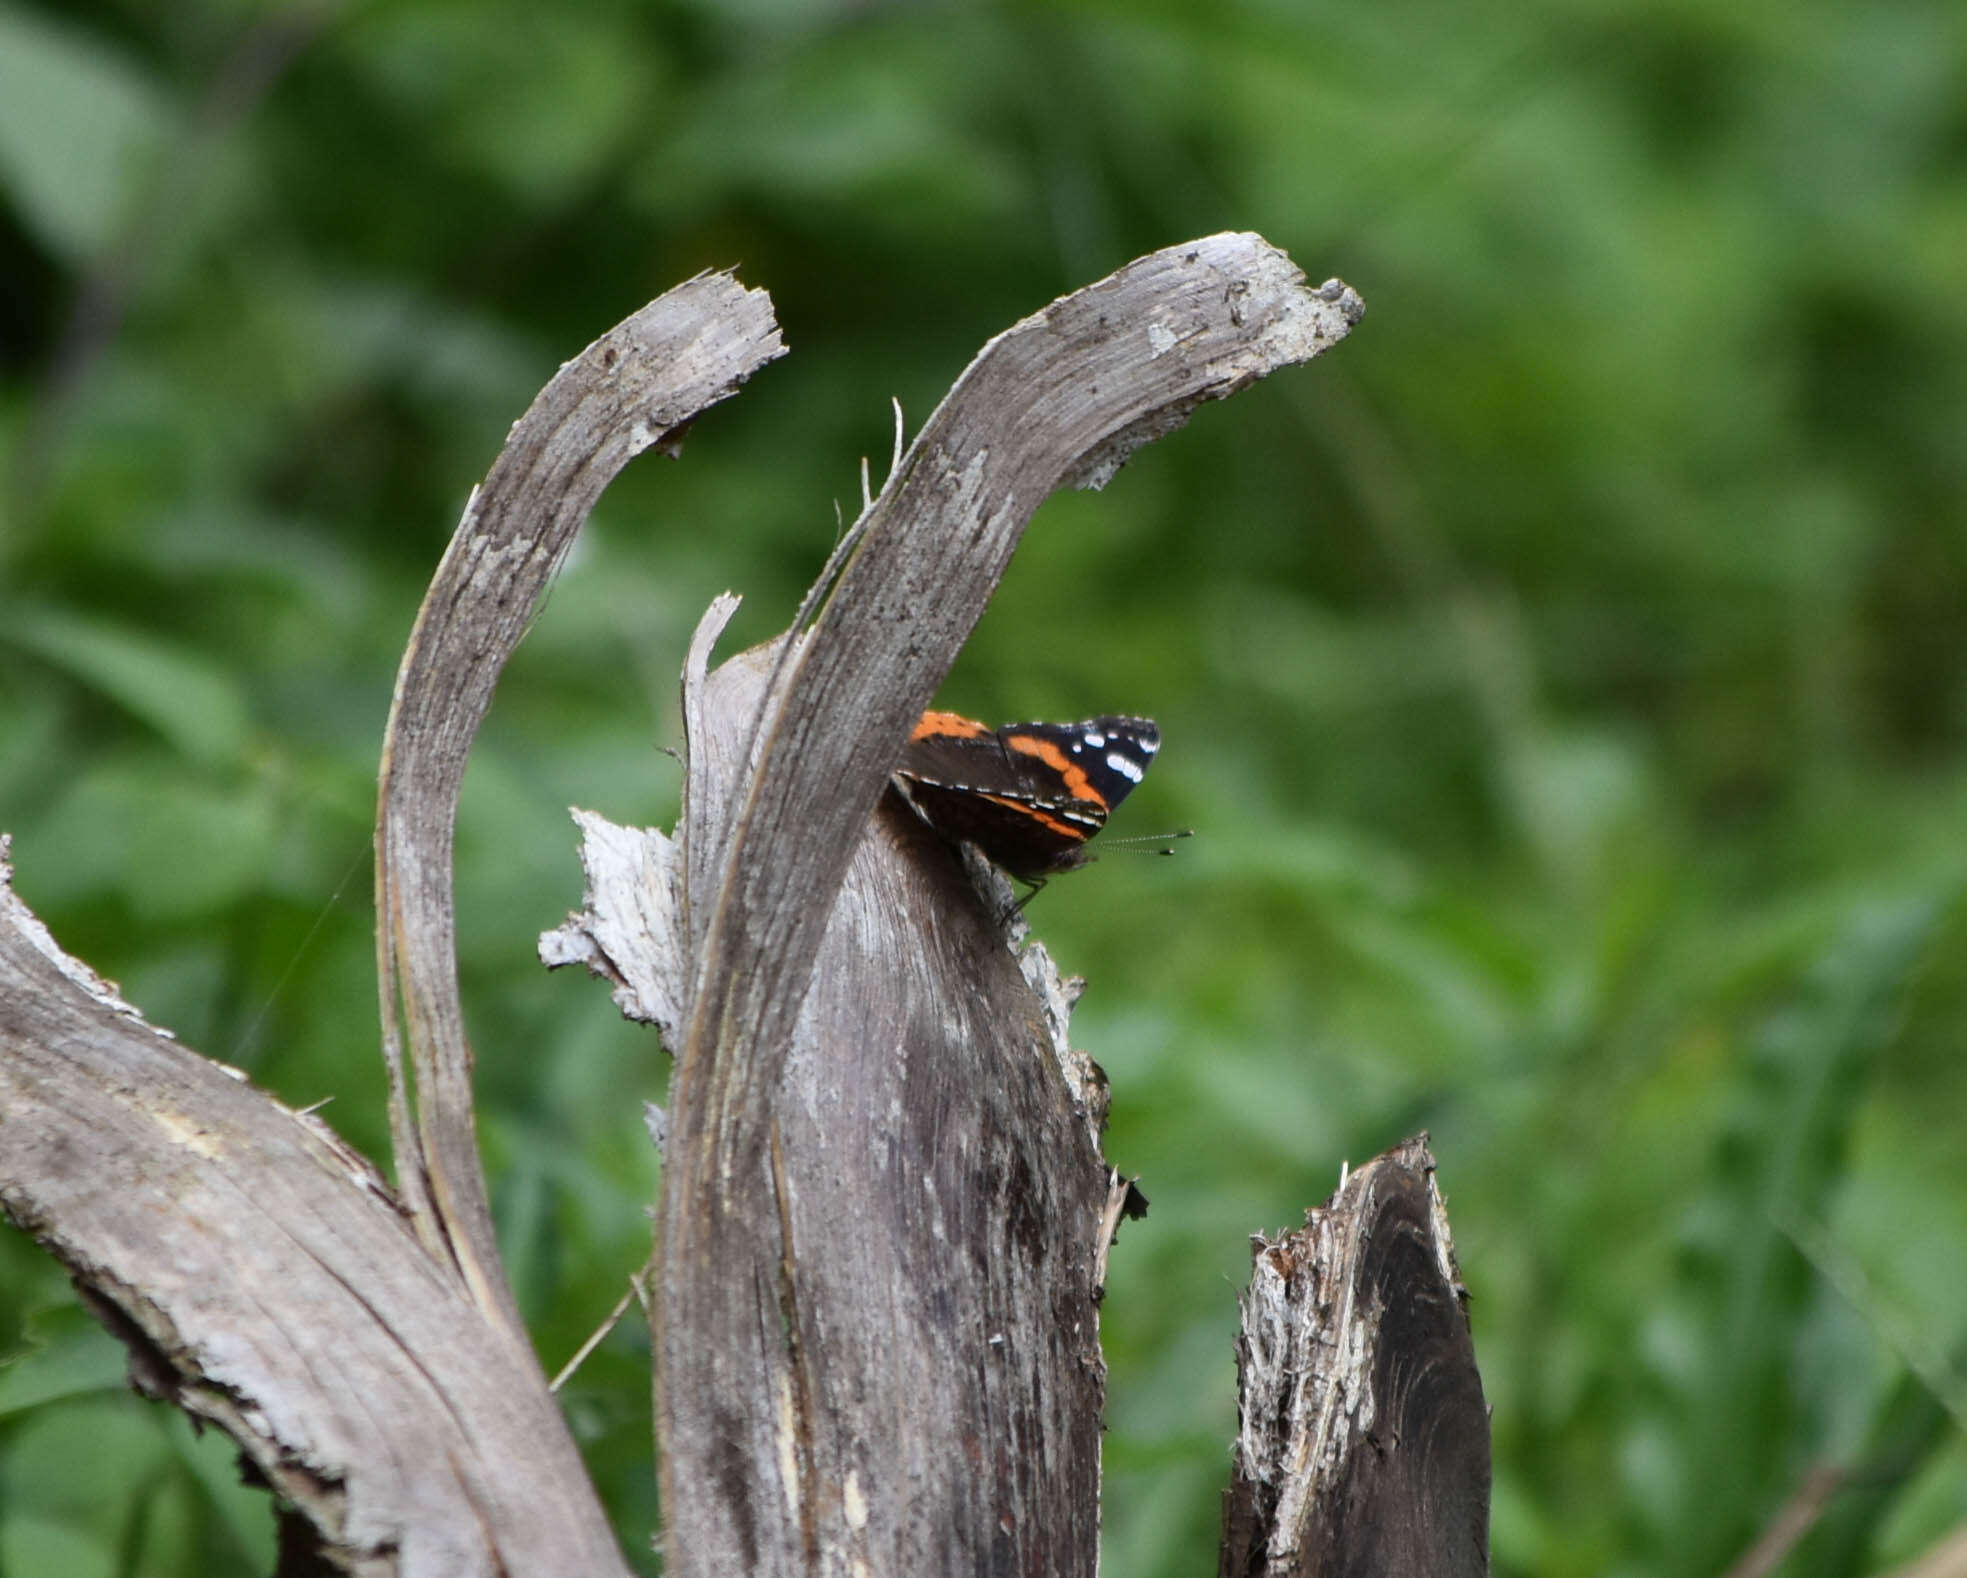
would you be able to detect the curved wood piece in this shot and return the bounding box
[374,273,784,1324]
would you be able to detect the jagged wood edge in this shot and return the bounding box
[1221,1135,1491,1578]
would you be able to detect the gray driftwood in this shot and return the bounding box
[0,235,1473,1578]
[0,849,629,1576]
[0,274,784,1578]
[1221,1136,1491,1578]
[584,234,1363,1578]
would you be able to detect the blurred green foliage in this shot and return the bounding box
[3,0,1965,1573]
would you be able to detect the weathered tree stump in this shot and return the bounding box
[0,235,1486,1578]
[1222,1137,1491,1578]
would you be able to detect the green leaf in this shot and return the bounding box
[0,3,172,261]
[0,1515,116,1578]
[23,753,277,920]
[1674,896,1942,1572]
[0,1307,127,1415]
[1795,1327,1967,1576]
[5,607,250,767]
[0,1395,169,1534]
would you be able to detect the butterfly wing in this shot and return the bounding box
[894,713,1159,880]
[993,716,1159,818]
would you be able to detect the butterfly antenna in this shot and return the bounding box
[1104,828,1195,857]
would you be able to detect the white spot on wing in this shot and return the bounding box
[1106,752,1146,783]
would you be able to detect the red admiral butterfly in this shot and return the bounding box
[894,710,1163,886]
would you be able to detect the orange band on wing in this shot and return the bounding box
[1005,734,1099,804]
[912,710,991,741]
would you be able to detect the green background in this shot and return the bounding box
[4,1,1966,1574]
